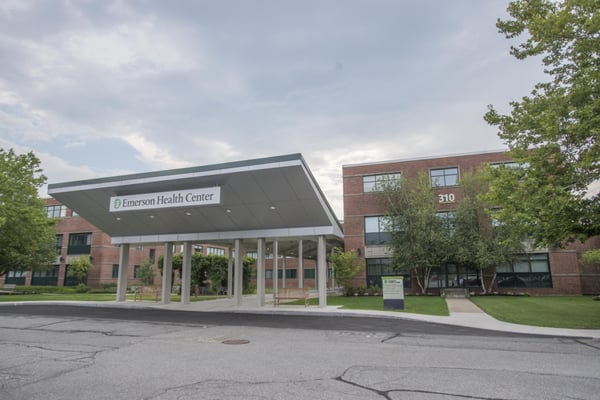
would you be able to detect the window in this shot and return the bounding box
[363,173,401,192]
[430,167,459,187]
[497,253,552,288]
[5,270,26,285]
[31,266,59,286]
[45,205,66,218]
[149,249,156,264]
[194,245,203,253]
[55,234,63,255]
[436,211,455,233]
[304,268,316,279]
[134,265,141,279]
[67,233,92,254]
[365,216,392,245]
[246,251,258,259]
[207,247,225,256]
[283,269,297,279]
[265,269,298,279]
[365,258,411,289]
[489,161,528,169]
[428,264,480,289]
[112,264,119,279]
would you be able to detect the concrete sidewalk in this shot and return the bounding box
[7,295,598,339]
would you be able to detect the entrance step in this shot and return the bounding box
[441,288,469,298]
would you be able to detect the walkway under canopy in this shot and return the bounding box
[48,154,344,307]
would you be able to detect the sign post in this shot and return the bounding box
[382,276,404,310]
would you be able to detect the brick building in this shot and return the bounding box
[2,151,598,296]
[342,150,600,295]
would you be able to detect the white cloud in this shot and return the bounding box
[0,1,547,220]
[120,131,190,170]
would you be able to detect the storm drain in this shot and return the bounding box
[221,339,250,345]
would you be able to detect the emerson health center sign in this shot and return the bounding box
[110,187,221,212]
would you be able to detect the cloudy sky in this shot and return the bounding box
[0,0,544,218]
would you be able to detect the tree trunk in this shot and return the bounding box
[480,270,497,294]
[414,267,426,294]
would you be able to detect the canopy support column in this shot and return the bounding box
[116,244,129,302]
[282,256,286,289]
[273,240,279,299]
[161,242,173,304]
[181,242,192,305]
[227,247,233,298]
[318,235,327,308]
[234,239,244,306]
[256,238,266,307]
[298,240,304,289]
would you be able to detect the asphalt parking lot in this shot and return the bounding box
[1,305,599,400]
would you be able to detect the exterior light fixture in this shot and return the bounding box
[149,215,155,219]
[225,208,232,213]
[269,205,277,210]
[185,212,192,216]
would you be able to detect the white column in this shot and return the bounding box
[282,255,286,289]
[298,240,304,289]
[181,242,192,305]
[161,242,173,304]
[234,239,244,306]
[116,244,129,302]
[257,238,266,307]
[273,240,279,297]
[227,247,233,298]
[318,235,327,308]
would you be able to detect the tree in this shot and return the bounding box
[157,251,255,293]
[581,249,600,265]
[484,0,600,247]
[67,255,93,284]
[329,247,363,289]
[0,149,56,277]
[451,172,523,293]
[137,260,156,286]
[381,173,452,294]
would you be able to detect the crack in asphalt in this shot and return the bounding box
[574,339,600,351]
[335,366,512,400]
[0,342,107,390]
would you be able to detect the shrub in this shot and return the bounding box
[74,283,89,293]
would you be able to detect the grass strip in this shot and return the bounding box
[470,296,600,329]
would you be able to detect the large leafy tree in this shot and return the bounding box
[452,172,523,293]
[484,0,599,247]
[0,149,56,277]
[381,173,452,294]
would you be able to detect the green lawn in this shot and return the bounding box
[290,295,450,316]
[470,296,600,329]
[0,293,222,303]
[0,293,119,302]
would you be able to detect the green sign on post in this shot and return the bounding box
[382,276,404,310]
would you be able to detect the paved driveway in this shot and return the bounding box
[1,305,599,400]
